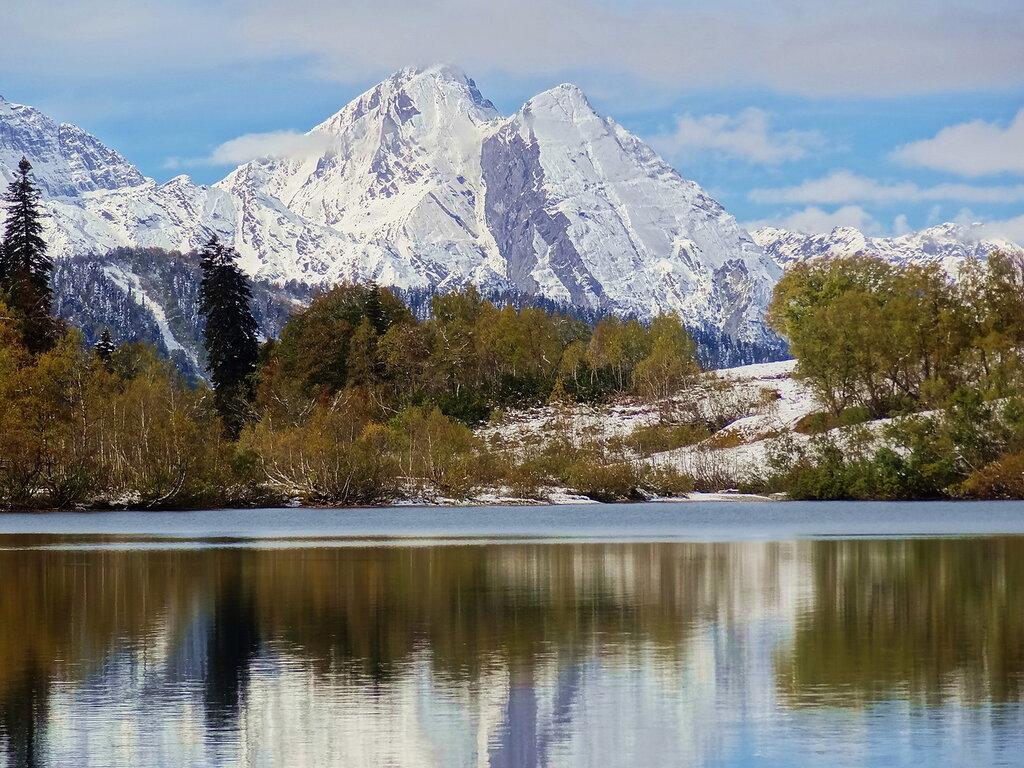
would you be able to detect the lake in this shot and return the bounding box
[0,502,1022,767]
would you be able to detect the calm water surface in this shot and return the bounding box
[0,502,1022,767]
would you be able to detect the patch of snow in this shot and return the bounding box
[101,264,199,368]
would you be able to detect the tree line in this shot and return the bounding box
[0,158,700,508]
[767,254,1024,499]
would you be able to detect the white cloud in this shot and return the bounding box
[207,131,334,165]
[750,170,1024,205]
[892,110,1024,177]
[892,214,911,236]
[649,108,823,164]
[743,205,882,235]
[165,130,335,168]
[2,0,1022,98]
[974,213,1024,243]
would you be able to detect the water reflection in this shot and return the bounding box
[0,538,1020,766]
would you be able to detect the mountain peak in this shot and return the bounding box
[317,64,498,136]
[526,83,595,116]
[393,63,469,83]
[0,96,145,196]
[829,225,865,238]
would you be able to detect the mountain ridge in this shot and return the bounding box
[1,66,780,355]
[753,222,1023,273]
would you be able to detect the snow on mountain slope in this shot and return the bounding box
[0,95,145,196]
[754,222,1023,273]
[483,83,779,333]
[218,66,507,289]
[1,67,780,349]
[43,178,233,258]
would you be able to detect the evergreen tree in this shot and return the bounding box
[94,328,116,370]
[199,235,260,438]
[2,157,55,353]
[0,238,7,291]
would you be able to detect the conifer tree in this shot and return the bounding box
[198,234,260,438]
[94,328,116,369]
[0,238,7,291]
[2,157,55,353]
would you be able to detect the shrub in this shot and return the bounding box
[242,399,398,505]
[960,453,1024,499]
[390,407,480,498]
[566,457,644,502]
[641,465,694,497]
[624,422,710,455]
[793,411,838,435]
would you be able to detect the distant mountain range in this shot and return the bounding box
[753,222,1022,272]
[2,66,1020,370]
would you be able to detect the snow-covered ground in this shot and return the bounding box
[101,264,200,369]
[478,358,823,490]
[646,360,818,481]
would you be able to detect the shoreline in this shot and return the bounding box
[0,490,782,515]
[3,491,1018,517]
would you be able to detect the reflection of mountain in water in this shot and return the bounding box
[0,540,1021,766]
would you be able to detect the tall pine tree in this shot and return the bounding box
[199,235,260,438]
[2,157,55,353]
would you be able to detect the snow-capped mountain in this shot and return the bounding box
[0,67,780,354]
[0,96,145,196]
[753,222,1023,273]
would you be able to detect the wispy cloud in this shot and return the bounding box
[891,109,1024,177]
[750,170,1024,205]
[165,130,334,168]
[650,108,824,164]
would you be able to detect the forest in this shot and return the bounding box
[1,157,1023,508]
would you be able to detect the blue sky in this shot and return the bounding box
[2,0,1023,238]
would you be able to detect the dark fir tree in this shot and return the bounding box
[199,235,260,438]
[2,157,55,353]
[94,328,117,369]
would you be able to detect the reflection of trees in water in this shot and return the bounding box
[777,538,1024,705]
[203,559,260,738]
[249,543,800,682]
[0,541,795,757]
[0,536,1020,759]
[0,667,47,768]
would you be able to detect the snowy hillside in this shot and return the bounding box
[51,248,310,380]
[0,66,780,352]
[473,359,820,500]
[754,222,1023,272]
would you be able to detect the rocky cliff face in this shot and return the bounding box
[0,95,145,196]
